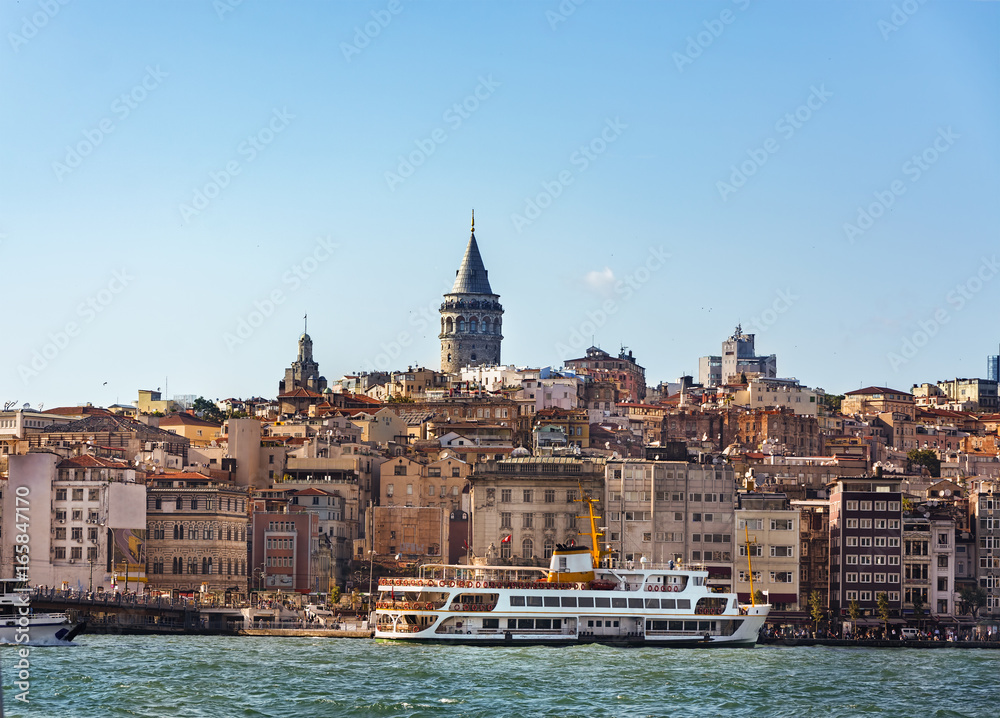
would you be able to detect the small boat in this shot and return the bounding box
[0,580,86,646]
[374,496,769,646]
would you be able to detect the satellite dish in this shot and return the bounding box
[944,489,952,496]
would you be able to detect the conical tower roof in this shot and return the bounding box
[450,214,493,295]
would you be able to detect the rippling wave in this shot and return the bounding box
[6,636,995,717]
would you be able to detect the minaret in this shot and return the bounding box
[439,211,503,374]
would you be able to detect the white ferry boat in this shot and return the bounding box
[374,516,769,647]
[0,580,86,646]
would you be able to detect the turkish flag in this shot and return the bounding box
[501,534,512,543]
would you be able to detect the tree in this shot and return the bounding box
[907,448,941,478]
[848,599,861,622]
[877,592,891,636]
[911,592,926,622]
[753,589,766,605]
[821,394,844,413]
[958,585,987,618]
[193,396,225,423]
[809,590,825,633]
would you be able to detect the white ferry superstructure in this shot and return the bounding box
[374,544,769,647]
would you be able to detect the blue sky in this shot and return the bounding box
[2,0,998,408]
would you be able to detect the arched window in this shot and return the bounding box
[522,537,534,560]
[191,498,199,510]
[484,317,492,333]
[500,541,512,560]
[470,318,478,333]
[203,557,212,574]
[544,539,555,559]
[457,317,466,332]
[445,317,453,334]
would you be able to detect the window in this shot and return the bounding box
[770,545,793,557]
[523,490,533,503]
[386,483,394,497]
[72,489,84,501]
[544,513,555,529]
[770,571,793,583]
[544,489,555,503]
[56,489,67,501]
[770,519,793,530]
[566,490,577,503]
[739,545,762,557]
[522,513,534,529]
[393,464,406,475]
[522,537,533,560]
[846,501,858,511]
[71,527,82,540]
[738,518,763,530]
[500,512,512,529]
[88,489,99,501]
[501,489,511,503]
[938,555,948,568]
[846,519,858,529]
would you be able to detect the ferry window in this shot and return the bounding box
[483,619,499,629]
[645,599,659,609]
[628,598,643,609]
[535,619,552,629]
[552,619,562,629]
[612,598,628,608]
[699,622,713,632]
[544,596,560,607]
[517,619,534,629]
[510,596,525,606]
[661,599,675,609]
[578,597,594,607]
[588,620,594,627]
[595,597,611,608]
[508,619,518,628]
[669,621,683,631]
[561,597,577,607]
[612,621,619,628]
[684,621,698,631]
[677,599,691,609]
[527,596,543,607]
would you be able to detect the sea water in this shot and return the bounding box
[5,635,995,717]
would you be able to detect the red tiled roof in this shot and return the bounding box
[159,413,222,428]
[845,386,913,397]
[278,387,324,398]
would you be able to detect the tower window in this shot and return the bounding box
[471,353,477,361]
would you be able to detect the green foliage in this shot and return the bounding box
[809,590,825,628]
[907,448,941,478]
[193,396,226,423]
[752,589,765,605]
[386,394,415,404]
[911,592,925,618]
[329,586,341,604]
[958,585,987,617]
[848,599,861,622]
[876,592,891,628]
[821,394,844,412]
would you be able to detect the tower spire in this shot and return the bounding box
[471,209,475,234]
[304,312,308,336]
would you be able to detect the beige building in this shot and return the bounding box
[371,506,449,562]
[468,457,606,565]
[733,378,819,416]
[145,471,250,595]
[3,452,146,593]
[159,413,222,447]
[137,389,177,415]
[350,408,409,445]
[735,493,800,610]
[842,386,916,419]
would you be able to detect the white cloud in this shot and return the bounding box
[584,267,616,295]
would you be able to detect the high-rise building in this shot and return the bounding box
[439,212,503,374]
[988,350,999,382]
[698,324,777,387]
